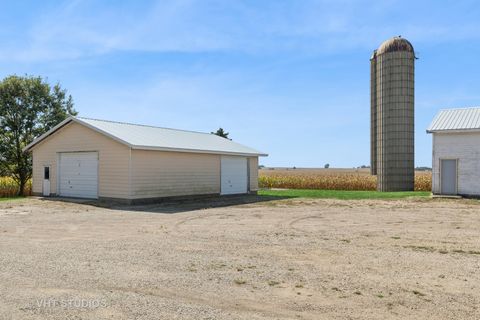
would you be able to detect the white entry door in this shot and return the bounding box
[221,156,248,195]
[59,152,98,199]
[42,166,51,196]
[441,159,457,195]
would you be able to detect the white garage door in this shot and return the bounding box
[59,152,98,199]
[221,156,248,195]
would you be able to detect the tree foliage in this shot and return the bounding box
[211,127,230,139]
[0,75,77,195]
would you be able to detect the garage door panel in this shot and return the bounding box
[221,156,248,195]
[59,152,98,199]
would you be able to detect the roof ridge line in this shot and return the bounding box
[76,116,215,136]
[438,106,480,111]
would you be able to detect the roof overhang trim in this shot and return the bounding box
[131,145,268,157]
[23,117,75,152]
[426,128,480,134]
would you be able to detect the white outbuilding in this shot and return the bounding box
[24,116,267,203]
[427,107,480,196]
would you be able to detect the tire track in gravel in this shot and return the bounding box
[172,207,266,236]
[104,285,318,320]
[288,215,326,234]
[275,213,327,235]
[172,212,232,235]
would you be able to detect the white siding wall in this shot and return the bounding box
[130,151,260,199]
[432,132,480,195]
[249,157,259,191]
[130,150,221,198]
[31,122,130,198]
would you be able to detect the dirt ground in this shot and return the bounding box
[0,196,479,319]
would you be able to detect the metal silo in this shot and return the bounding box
[370,36,415,191]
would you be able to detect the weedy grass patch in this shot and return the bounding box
[0,177,31,197]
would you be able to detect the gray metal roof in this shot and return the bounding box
[24,116,267,156]
[427,108,480,133]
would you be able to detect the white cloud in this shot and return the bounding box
[2,0,480,61]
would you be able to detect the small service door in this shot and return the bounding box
[42,166,50,196]
[441,159,457,195]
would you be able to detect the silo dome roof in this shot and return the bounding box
[377,36,414,55]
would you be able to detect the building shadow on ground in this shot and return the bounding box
[38,194,293,214]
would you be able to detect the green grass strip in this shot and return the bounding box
[0,197,26,202]
[259,189,430,200]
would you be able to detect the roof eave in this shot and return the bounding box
[23,116,134,152]
[131,145,267,157]
[427,128,480,134]
[23,117,75,152]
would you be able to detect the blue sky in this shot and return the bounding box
[1,0,479,168]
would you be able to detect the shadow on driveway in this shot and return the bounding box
[38,194,292,214]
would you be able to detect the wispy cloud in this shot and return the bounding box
[2,0,480,62]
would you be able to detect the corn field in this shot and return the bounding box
[259,168,431,192]
[0,177,32,197]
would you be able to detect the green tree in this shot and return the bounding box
[211,127,230,139]
[0,75,77,195]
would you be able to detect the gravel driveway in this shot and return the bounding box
[0,196,479,319]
